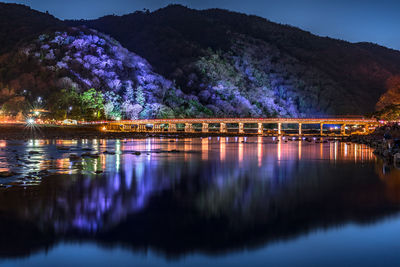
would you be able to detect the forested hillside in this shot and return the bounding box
[1,3,400,119]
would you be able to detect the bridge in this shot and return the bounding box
[103,118,380,136]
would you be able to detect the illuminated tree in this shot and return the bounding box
[376,75,400,110]
[80,88,104,119]
[135,86,145,107]
[104,91,121,120]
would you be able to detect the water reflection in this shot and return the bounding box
[0,137,399,260]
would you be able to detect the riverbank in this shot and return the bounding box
[347,124,400,162]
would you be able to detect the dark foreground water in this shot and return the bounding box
[0,137,400,266]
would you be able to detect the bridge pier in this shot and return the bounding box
[153,124,162,132]
[341,124,346,136]
[104,118,378,136]
[220,123,227,133]
[238,123,244,134]
[168,123,177,132]
[202,123,209,133]
[138,124,146,132]
[122,124,131,131]
[185,123,194,133]
[258,123,263,135]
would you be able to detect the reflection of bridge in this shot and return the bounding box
[105,118,380,136]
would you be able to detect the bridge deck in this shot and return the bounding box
[107,118,377,125]
[103,117,379,136]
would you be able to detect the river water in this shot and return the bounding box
[0,137,399,266]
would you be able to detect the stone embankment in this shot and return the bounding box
[348,124,400,163]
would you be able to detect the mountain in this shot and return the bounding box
[1,3,400,119]
[75,5,400,116]
[0,26,211,119]
[0,3,62,54]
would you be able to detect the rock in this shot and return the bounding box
[0,171,16,178]
[69,154,81,160]
[394,153,400,162]
[38,170,50,175]
[383,150,391,158]
[132,151,141,155]
[82,152,100,158]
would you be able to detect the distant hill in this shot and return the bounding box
[74,5,400,116]
[1,3,400,118]
[0,3,61,54]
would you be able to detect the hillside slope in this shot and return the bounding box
[0,3,62,54]
[0,27,213,119]
[75,5,400,116]
[1,3,400,118]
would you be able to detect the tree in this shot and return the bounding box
[80,88,104,119]
[47,88,81,120]
[104,91,121,119]
[373,104,400,121]
[376,75,400,110]
[135,86,145,107]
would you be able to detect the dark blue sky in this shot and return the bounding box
[3,0,400,50]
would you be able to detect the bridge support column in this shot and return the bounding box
[320,123,324,136]
[122,124,131,131]
[341,124,346,136]
[258,123,263,135]
[138,124,146,132]
[185,123,193,133]
[298,123,302,136]
[238,123,244,134]
[168,123,177,132]
[153,124,162,132]
[202,123,209,133]
[278,123,282,136]
[220,123,227,133]
[363,124,368,134]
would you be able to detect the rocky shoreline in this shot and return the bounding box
[347,124,400,163]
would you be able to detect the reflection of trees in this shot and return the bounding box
[1,153,400,259]
[0,156,178,234]
[376,160,400,203]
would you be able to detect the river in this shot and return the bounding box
[0,137,399,266]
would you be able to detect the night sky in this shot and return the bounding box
[3,0,399,50]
